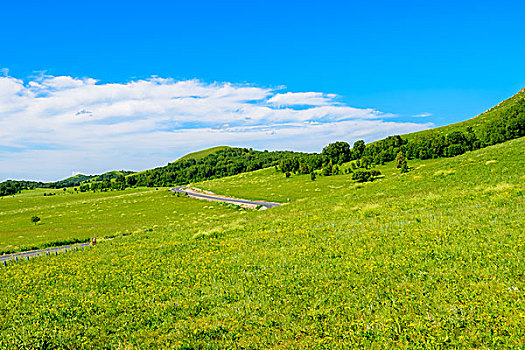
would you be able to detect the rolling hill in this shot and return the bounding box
[176,145,231,161]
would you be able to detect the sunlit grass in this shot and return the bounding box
[0,137,523,348]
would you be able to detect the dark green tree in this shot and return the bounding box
[322,141,351,165]
[395,151,407,168]
[352,140,366,159]
[31,216,40,225]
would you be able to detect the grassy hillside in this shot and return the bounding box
[177,145,231,161]
[126,147,307,187]
[0,137,523,348]
[86,170,135,183]
[0,187,244,254]
[50,173,97,187]
[407,87,525,139]
[125,146,231,178]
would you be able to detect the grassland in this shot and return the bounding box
[0,187,243,254]
[0,138,523,348]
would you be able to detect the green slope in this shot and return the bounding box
[86,170,135,183]
[407,87,525,139]
[126,147,231,178]
[177,145,231,161]
[50,173,97,187]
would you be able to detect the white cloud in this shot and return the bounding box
[268,92,337,106]
[0,73,432,181]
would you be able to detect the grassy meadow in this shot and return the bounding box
[0,137,523,348]
[0,187,244,254]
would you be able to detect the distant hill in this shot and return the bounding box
[177,146,231,161]
[0,170,134,196]
[51,174,97,188]
[125,146,231,178]
[126,147,308,187]
[85,170,135,183]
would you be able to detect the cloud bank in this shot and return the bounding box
[0,74,432,181]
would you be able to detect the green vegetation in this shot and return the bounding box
[50,173,98,188]
[407,87,525,139]
[275,88,524,176]
[126,147,309,187]
[85,170,135,184]
[177,145,231,161]
[30,215,40,225]
[0,136,523,348]
[0,171,134,197]
[0,187,247,254]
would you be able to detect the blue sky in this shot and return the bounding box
[1,0,524,181]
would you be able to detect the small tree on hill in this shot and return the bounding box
[31,216,40,225]
[361,156,372,169]
[353,140,366,159]
[395,151,407,168]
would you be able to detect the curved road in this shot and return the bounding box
[170,187,282,209]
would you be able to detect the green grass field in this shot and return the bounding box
[0,187,244,254]
[0,138,523,348]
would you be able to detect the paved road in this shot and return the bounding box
[170,187,282,209]
[1,242,92,264]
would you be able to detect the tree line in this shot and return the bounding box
[277,95,524,178]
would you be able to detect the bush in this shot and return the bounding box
[352,169,381,183]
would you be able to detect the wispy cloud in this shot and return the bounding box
[0,73,432,181]
[412,112,432,118]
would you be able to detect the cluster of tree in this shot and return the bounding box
[125,148,307,187]
[0,171,136,196]
[48,174,97,188]
[79,174,127,192]
[276,97,523,181]
[277,140,370,177]
[352,169,382,182]
[399,99,524,161]
[0,180,44,196]
[84,171,134,184]
[395,151,409,173]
